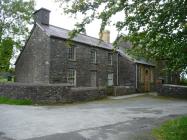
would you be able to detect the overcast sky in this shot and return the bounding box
[35,0,125,43]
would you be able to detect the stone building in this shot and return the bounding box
[15,8,155,92]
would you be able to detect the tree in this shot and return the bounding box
[56,0,187,73]
[0,0,34,71]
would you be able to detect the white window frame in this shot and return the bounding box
[108,53,113,65]
[107,73,114,86]
[67,69,76,86]
[68,46,76,60]
[90,50,97,64]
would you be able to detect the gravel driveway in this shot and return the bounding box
[0,95,187,140]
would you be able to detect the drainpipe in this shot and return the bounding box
[135,63,138,89]
[115,52,119,97]
[116,52,119,86]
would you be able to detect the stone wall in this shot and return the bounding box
[105,86,136,96]
[118,55,136,87]
[156,84,187,98]
[113,86,136,96]
[49,37,118,87]
[0,83,106,104]
[15,24,50,83]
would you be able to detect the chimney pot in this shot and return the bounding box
[99,30,110,43]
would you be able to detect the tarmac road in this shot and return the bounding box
[0,95,187,140]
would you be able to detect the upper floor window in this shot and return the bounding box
[67,69,76,86]
[68,46,76,60]
[91,50,97,64]
[108,53,113,65]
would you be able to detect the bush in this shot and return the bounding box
[180,79,187,86]
[0,76,14,83]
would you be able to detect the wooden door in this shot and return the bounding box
[144,69,150,92]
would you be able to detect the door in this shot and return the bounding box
[108,73,113,86]
[91,71,96,87]
[144,69,150,92]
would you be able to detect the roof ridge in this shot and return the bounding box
[46,24,113,45]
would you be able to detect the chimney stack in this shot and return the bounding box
[33,8,50,25]
[99,30,110,43]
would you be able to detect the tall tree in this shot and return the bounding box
[56,0,187,73]
[0,0,34,71]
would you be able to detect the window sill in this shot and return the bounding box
[68,59,77,62]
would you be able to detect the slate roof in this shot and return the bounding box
[40,24,155,66]
[40,24,113,50]
[16,23,154,66]
[117,49,155,66]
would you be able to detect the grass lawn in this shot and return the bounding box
[0,97,32,105]
[152,116,187,140]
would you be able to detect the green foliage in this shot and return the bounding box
[180,79,187,86]
[0,76,14,83]
[0,0,34,72]
[0,77,8,83]
[0,97,32,105]
[56,0,187,73]
[152,116,187,140]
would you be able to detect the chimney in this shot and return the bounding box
[33,8,50,25]
[99,30,110,43]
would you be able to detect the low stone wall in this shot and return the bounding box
[0,83,106,104]
[105,86,136,96]
[114,86,136,96]
[156,84,187,98]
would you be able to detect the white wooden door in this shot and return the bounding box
[108,73,113,86]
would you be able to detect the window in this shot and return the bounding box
[68,47,76,60]
[107,73,113,86]
[108,53,113,65]
[67,69,76,85]
[90,50,96,64]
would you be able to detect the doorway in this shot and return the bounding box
[144,69,150,92]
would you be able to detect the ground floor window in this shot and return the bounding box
[107,73,113,86]
[67,69,76,86]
